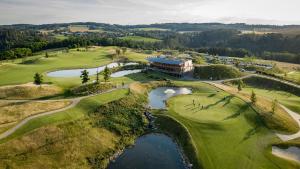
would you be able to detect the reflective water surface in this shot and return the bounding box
[47,62,138,77]
[148,87,192,109]
[107,133,187,169]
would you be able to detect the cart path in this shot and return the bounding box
[0,86,128,140]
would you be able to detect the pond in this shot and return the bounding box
[107,133,187,169]
[110,69,143,78]
[148,87,192,109]
[272,146,300,163]
[47,62,138,78]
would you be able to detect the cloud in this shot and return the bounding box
[0,0,299,25]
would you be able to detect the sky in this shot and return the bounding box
[0,0,299,25]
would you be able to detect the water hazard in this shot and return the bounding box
[107,133,187,169]
[148,87,192,109]
[47,62,138,77]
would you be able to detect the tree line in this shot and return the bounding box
[1,27,300,63]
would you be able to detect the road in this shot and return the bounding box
[0,85,128,140]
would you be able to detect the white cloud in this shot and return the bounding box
[0,0,299,25]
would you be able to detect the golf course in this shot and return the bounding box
[0,46,300,169]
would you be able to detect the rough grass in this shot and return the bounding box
[0,120,120,169]
[0,100,71,127]
[0,89,128,143]
[0,90,144,169]
[166,87,299,169]
[0,83,63,99]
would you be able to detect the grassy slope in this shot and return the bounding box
[0,89,128,143]
[0,100,71,130]
[164,82,299,169]
[242,87,300,114]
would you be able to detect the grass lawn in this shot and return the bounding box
[165,86,300,169]
[119,36,161,43]
[0,46,149,89]
[0,89,128,143]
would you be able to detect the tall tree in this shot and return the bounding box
[103,66,111,82]
[271,99,278,114]
[80,70,90,84]
[121,47,127,55]
[116,48,121,56]
[95,69,100,84]
[45,52,49,58]
[33,73,43,85]
[250,90,257,104]
[237,79,244,92]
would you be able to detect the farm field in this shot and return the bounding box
[133,27,170,31]
[119,36,161,43]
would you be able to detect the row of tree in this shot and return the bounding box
[1,28,300,63]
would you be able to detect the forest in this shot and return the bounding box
[0,22,300,63]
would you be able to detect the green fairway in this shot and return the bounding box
[119,36,161,43]
[164,86,299,169]
[0,46,148,88]
[0,89,128,143]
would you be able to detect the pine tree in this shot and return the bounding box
[95,69,100,84]
[80,70,90,84]
[34,73,43,85]
[103,66,111,82]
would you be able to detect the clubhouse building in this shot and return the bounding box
[147,55,194,76]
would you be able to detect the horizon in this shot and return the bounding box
[2,21,300,27]
[1,0,300,25]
